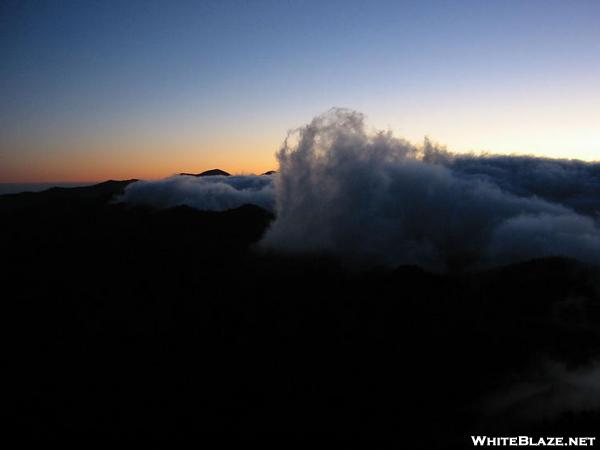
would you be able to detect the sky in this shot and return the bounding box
[1,0,599,183]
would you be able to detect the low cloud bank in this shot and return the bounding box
[119,174,274,212]
[261,109,600,271]
[440,155,600,217]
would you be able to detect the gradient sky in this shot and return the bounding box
[1,0,599,182]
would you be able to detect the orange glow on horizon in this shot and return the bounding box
[0,159,279,184]
[0,136,281,183]
[2,105,599,183]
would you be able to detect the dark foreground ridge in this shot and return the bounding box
[3,181,600,445]
[0,179,137,211]
[179,168,231,177]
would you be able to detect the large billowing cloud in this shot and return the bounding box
[261,109,600,271]
[119,108,600,271]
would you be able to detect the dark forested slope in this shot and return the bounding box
[3,181,600,445]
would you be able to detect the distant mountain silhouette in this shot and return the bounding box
[262,170,277,175]
[179,169,230,177]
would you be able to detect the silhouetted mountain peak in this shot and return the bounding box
[262,170,277,175]
[179,169,230,177]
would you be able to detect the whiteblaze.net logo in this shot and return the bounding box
[471,436,596,447]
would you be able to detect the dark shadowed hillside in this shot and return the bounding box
[3,182,600,445]
[0,180,137,212]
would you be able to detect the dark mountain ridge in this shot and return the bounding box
[0,179,137,211]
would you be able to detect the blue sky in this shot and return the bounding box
[1,0,599,181]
